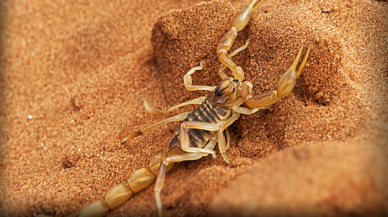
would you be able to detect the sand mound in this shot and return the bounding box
[0,0,387,216]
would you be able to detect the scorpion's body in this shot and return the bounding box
[61,0,312,217]
[168,91,234,152]
[169,102,221,151]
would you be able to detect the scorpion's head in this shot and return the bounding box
[209,77,242,113]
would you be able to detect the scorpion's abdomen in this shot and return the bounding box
[167,100,221,152]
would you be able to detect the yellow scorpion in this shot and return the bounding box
[73,0,311,216]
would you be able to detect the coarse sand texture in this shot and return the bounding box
[0,0,387,216]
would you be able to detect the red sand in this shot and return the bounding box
[0,0,387,216]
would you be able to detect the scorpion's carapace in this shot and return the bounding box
[73,0,311,216]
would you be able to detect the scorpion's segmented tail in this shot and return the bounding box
[78,153,174,217]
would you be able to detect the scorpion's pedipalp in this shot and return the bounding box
[229,97,264,115]
[218,64,228,80]
[232,103,270,114]
[242,45,310,108]
[243,88,280,109]
[121,112,190,144]
[252,0,263,12]
[232,105,260,115]
[229,39,250,57]
[184,63,216,92]
[232,0,263,31]
[218,39,250,79]
[296,45,311,77]
[277,44,311,98]
[217,33,244,81]
[217,0,262,81]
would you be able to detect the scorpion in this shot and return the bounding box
[66,0,311,216]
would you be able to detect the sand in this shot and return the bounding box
[0,0,387,216]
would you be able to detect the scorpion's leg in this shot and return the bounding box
[154,161,166,217]
[225,128,230,150]
[184,62,217,91]
[155,153,208,216]
[166,132,219,162]
[218,39,250,79]
[217,111,240,164]
[141,96,207,115]
[180,121,219,157]
[121,112,191,143]
[242,45,311,108]
[154,134,218,217]
[217,0,263,81]
[205,132,219,150]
